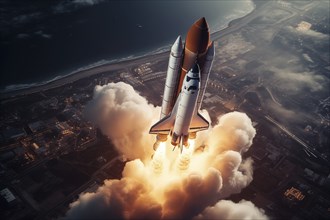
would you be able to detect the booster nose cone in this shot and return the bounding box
[173,36,182,48]
[185,17,210,54]
[171,36,183,56]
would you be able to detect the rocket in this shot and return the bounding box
[149,17,215,152]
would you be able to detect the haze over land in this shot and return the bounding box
[0,1,329,220]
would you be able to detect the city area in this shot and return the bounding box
[1,0,329,219]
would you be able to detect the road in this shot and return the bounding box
[265,115,328,163]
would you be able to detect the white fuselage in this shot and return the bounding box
[171,66,200,146]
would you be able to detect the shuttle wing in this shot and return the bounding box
[149,114,174,134]
[149,93,181,135]
[189,112,209,132]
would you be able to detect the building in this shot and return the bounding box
[296,21,312,31]
[0,188,17,207]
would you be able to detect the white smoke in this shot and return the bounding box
[84,82,159,161]
[194,200,268,220]
[207,111,256,154]
[66,82,268,220]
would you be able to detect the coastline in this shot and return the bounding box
[0,44,172,95]
[0,1,258,100]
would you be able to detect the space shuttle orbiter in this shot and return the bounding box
[149,17,215,152]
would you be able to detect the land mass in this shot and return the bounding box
[1,0,329,219]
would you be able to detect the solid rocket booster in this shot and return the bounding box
[150,17,214,152]
[198,41,215,109]
[160,36,183,119]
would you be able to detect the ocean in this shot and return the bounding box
[0,0,254,92]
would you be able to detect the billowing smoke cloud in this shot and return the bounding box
[207,112,256,153]
[85,82,159,161]
[67,82,268,220]
[194,200,268,220]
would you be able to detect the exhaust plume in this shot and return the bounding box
[194,200,268,220]
[66,82,268,220]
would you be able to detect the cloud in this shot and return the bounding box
[194,199,268,220]
[35,30,52,39]
[65,157,258,220]
[270,67,327,93]
[216,152,254,199]
[262,50,328,95]
[207,111,256,154]
[16,33,30,39]
[302,53,313,63]
[300,28,329,40]
[265,100,312,124]
[12,12,42,24]
[66,173,162,220]
[286,26,329,40]
[66,161,223,219]
[53,0,105,14]
[73,0,105,6]
[65,82,265,220]
[84,82,159,161]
